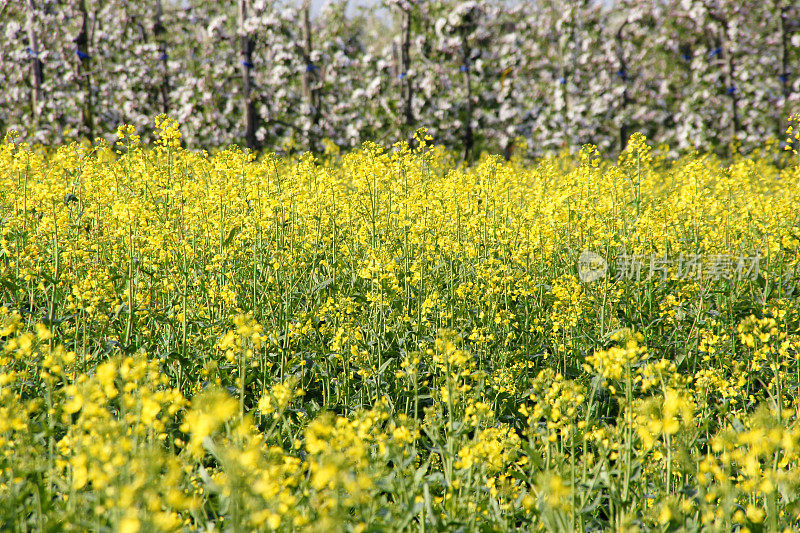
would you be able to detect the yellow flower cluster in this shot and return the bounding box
[2,121,800,530]
[585,329,647,383]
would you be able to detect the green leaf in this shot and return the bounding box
[222,225,240,247]
[312,277,334,293]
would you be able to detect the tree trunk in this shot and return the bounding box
[723,36,740,154]
[400,7,414,143]
[615,20,630,153]
[559,63,569,148]
[302,2,320,151]
[461,28,474,162]
[153,0,170,114]
[75,0,94,141]
[777,0,790,135]
[239,0,258,149]
[26,0,44,123]
[708,9,739,155]
[558,24,572,149]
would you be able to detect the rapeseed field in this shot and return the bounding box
[2,118,800,531]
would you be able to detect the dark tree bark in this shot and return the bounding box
[75,0,94,141]
[301,1,321,152]
[26,0,44,122]
[615,19,630,153]
[460,27,474,162]
[399,6,414,143]
[239,0,258,150]
[557,22,573,149]
[707,9,739,155]
[777,0,790,135]
[153,0,170,114]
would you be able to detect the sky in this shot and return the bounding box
[304,0,531,18]
[304,0,611,17]
[307,0,386,18]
